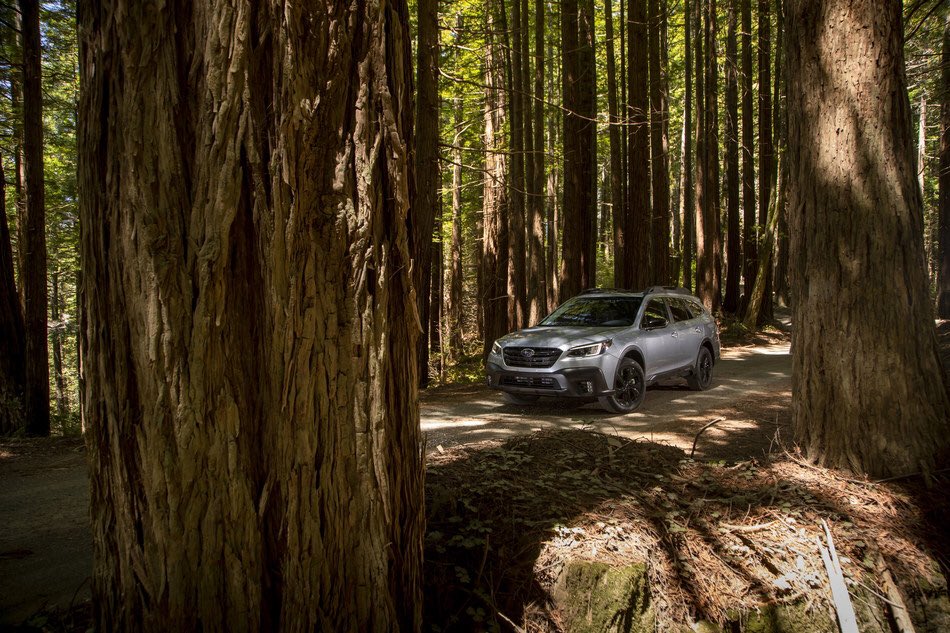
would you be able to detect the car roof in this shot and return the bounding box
[578,286,696,299]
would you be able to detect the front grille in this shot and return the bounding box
[503,346,562,368]
[500,375,559,389]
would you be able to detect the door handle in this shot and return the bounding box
[694,327,702,333]
[671,332,678,338]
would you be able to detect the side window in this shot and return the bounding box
[667,297,693,322]
[641,300,669,329]
[686,299,706,319]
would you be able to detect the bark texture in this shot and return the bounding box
[724,0,741,313]
[649,0,670,285]
[483,3,510,354]
[19,0,49,436]
[414,0,440,387]
[741,0,757,306]
[681,0,694,290]
[0,164,25,434]
[79,1,425,629]
[938,12,950,318]
[625,0,652,290]
[756,0,774,321]
[605,0,624,286]
[787,0,950,477]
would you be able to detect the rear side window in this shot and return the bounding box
[667,297,693,322]
[686,299,706,319]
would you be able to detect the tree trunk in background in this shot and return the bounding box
[430,224,443,362]
[19,0,49,436]
[546,16,560,312]
[605,0,624,285]
[939,12,950,318]
[483,3,511,355]
[414,0,439,387]
[696,0,719,310]
[649,0,670,285]
[528,0,547,323]
[741,0,757,309]
[51,271,68,416]
[79,1,424,629]
[560,0,597,300]
[681,0,694,290]
[724,0,741,313]
[787,0,950,478]
[505,0,527,329]
[447,97,464,361]
[0,164,26,435]
[625,0,652,290]
[692,0,704,296]
[919,96,927,202]
[756,0,774,322]
[772,0,790,307]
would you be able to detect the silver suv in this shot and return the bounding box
[486,287,721,412]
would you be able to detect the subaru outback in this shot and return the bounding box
[486,287,721,413]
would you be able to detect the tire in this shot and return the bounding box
[686,346,714,391]
[503,392,540,405]
[598,358,646,413]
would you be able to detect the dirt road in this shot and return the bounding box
[422,340,792,456]
[0,339,791,626]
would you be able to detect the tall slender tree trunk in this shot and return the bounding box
[724,0,741,313]
[505,0,528,328]
[447,95,464,361]
[546,12,560,312]
[772,0,790,307]
[625,0,652,290]
[51,270,68,416]
[681,0,694,290]
[787,0,950,478]
[939,11,950,318]
[741,0,757,308]
[19,0,49,436]
[484,3,511,354]
[649,0,670,285]
[756,0,774,322]
[919,96,927,205]
[528,0,547,323]
[605,0,625,285]
[415,0,440,387]
[696,0,719,309]
[691,0,704,295]
[411,0,442,387]
[0,164,26,434]
[79,0,424,629]
[560,0,597,299]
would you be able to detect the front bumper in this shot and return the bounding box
[486,362,612,397]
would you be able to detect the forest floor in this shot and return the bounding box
[1,315,948,631]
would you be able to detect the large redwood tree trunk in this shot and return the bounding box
[19,0,49,436]
[787,0,950,478]
[938,11,950,319]
[79,1,424,629]
[624,0,652,290]
[0,165,25,434]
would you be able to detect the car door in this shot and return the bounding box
[667,297,703,369]
[636,299,677,378]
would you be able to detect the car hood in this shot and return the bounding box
[497,325,620,350]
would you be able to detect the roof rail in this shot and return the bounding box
[579,287,637,295]
[643,285,692,295]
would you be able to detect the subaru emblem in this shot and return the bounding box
[522,348,535,358]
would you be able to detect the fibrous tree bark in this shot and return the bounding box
[505,0,527,328]
[625,0,652,290]
[0,164,25,434]
[528,0,547,323]
[649,0,670,285]
[560,0,597,300]
[415,0,440,387]
[696,0,720,309]
[79,1,424,629]
[741,0,757,307]
[940,11,950,318]
[772,0,790,307]
[692,0,704,295]
[724,0,741,313]
[483,2,511,355]
[446,89,464,362]
[19,0,49,436]
[787,0,950,478]
[681,0,694,290]
[756,0,774,322]
[605,0,624,286]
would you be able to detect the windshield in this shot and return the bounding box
[539,296,643,327]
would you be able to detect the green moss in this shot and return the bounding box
[553,560,653,633]
[739,603,836,633]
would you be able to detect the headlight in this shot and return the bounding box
[567,340,612,357]
[491,341,503,356]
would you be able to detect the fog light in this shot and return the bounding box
[578,380,593,394]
